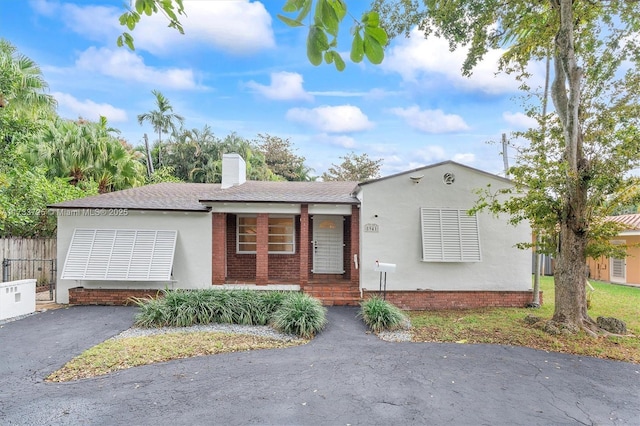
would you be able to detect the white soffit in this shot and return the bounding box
[308,204,352,215]
[62,229,177,281]
[207,203,301,214]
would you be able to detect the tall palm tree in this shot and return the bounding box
[0,39,56,114]
[137,90,184,169]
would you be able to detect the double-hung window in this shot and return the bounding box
[420,208,481,262]
[237,215,295,254]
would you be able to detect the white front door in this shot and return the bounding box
[312,215,344,274]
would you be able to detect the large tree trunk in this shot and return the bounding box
[549,0,592,330]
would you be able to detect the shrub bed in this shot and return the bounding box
[132,289,325,338]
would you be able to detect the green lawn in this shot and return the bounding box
[409,276,640,363]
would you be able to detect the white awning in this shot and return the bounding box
[61,229,177,281]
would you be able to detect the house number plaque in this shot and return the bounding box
[364,223,379,233]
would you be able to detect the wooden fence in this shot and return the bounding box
[0,238,57,260]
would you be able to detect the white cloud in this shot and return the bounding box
[75,47,198,90]
[390,106,469,133]
[503,111,537,129]
[32,0,122,42]
[383,28,541,95]
[314,134,357,149]
[414,146,447,163]
[452,153,476,164]
[245,72,312,101]
[33,0,274,56]
[124,0,275,55]
[286,105,374,133]
[53,92,127,122]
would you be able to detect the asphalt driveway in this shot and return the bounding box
[0,306,638,425]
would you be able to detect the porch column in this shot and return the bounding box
[212,213,226,285]
[256,213,269,285]
[350,205,360,286]
[299,205,309,288]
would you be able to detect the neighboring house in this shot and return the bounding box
[587,214,640,286]
[50,155,533,309]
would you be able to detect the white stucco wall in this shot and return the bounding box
[358,163,531,292]
[56,210,212,303]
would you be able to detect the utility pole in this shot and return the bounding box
[502,133,509,177]
[144,133,154,177]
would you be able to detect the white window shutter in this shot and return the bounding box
[62,229,177,281]
[421,208,481,262]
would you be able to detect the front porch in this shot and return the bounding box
[211,204,361,306]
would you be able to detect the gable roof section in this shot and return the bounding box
[199,181,359,204]
[357,160,513,188]
[50,181,360,212]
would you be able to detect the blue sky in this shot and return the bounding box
[2,0,543,177]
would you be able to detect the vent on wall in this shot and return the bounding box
[62,229,178,281]
[443,172,455,185]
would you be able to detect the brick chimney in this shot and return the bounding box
[221,153,246,189]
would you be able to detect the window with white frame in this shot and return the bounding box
[420,208,481,262]
[237,215,295,254]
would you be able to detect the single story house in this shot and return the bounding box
[587,214,640,286]
[50,154,533,309]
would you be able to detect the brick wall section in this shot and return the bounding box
[226,214,256,281]
[299,205,309,288]
[69,287,162,306]
[256,213,269,285]
[350,205,359,286]
[363,290,541,310]
[212,213,226,284]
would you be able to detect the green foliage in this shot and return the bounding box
[138,90,185,171]
[118,0,185,50]
[321,151,382,181]
[279,1,387,70]
[360,296,407,332]
[158,128,283,183]
[0,161,97,237]
[271,292,327,338]
[26,117,146,193]
[132,290,324,338]
[0,38,56,114]
[146,166,182,184]
[255,134,315,181]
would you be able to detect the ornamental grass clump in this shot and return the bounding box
[271,292,327,338]
[132,289,319,337]
[360,296,408,333]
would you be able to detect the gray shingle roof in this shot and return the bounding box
[50,183,217,212]
[49,181,359,212]
[199,181,359,204]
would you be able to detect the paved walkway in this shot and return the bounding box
[1,306,639,425]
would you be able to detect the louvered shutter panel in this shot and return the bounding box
[421,208,481,262]
[62,229,177,280]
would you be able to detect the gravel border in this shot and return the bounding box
[111,323,304,342]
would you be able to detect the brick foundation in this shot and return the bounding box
[68,287,163,306]
[363,290,541,310]
[68,287,540,310]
